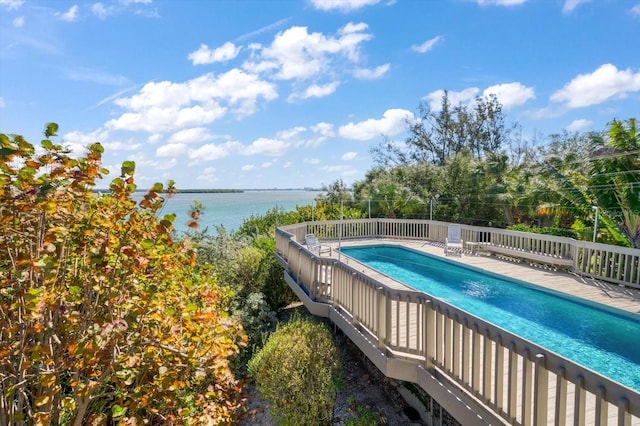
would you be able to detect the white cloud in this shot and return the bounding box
[241,164,256,171]
[277,126,306,140]
[311,122,335,137]
[64,67,129,86]
[309,0,381,12]
[188,141,242,161]
[196,167,218,183]
[102,141,141,151]
[562,0,590,14]
[242,137,289,156]
[188,42,241,65]
[156,143,187,157]
[632,4,640,16]
[292,81,340,101]
[411,36,442,53]
[339,108,413,141]
[250,23,372,81]
[60,128,110,157]
[483,82,535,109]
[168,127,215,144]
[424,88,480,111]
[319,164,357,175]
[56,5,79,22]
[13,16,24,27]
[565,119,593,132]
[120,0,152,4]
[353,64,390,80]
[476,0,526,5]
[550,64,640,108]
[342,151,357,160]
[107,69,278,132]
[0,0,24,10]
[91,3,110,19]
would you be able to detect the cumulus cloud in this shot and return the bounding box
[102,141,141,151]
[188,141,243,161]
[56,5,79,22]
[411,36,442,53]
[424,88,480,111]
[565,119,593,132]
[13,16,24,27]
[339,108,413,141]
[242,137,289,156]
[483,82,535,109]
[156,143,187,157]
[0,0,24,10]
[353,64,390,80]
[550,64,640,108]
[476,0,526,5]
[632,4,640,16]
[277,126,306,140]
[188,42,241,65]
[291,81,340,101]
[562,0,590,14]
[309,0,382,12]
[61,128,109,157]
[168,127,215,144]
[246,23,372,81]
[342,151,357,160]
[241,164,256,171]
[311,122,335,137]
[92,3,110,19]
[107,69,278,132]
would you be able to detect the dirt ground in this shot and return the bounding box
[235,306,425,425]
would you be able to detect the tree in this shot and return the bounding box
[0,125,246,424]
[589,118,640,248]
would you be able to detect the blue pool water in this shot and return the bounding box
[340,245,640,392]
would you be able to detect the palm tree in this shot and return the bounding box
[590,118,640,248]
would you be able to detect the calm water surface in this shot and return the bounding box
[340,245,640,391]
[135,190,319,233]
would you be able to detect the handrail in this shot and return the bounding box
[280,218,639,289]
[276,219,640,425]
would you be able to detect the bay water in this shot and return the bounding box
[139,190,320,234]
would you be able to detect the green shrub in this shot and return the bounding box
[507,224,578,239]
[248,316,342,425]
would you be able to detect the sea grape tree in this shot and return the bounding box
[0,124,246,424]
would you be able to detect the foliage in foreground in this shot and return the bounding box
[248,316,342,425]
[0,125,246,424]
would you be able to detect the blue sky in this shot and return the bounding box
[1,0,639,190]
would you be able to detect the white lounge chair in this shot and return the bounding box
[304,233,332,256]
[444,225,463,256]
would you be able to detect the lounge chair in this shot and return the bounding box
[444,225,463,256]
[304,233,332,256]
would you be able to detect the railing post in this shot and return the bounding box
[555,366,567,426]
[425,299,436,369]
[483,328,492,403]
[507,342,518,423]
[377,286,387,352]
[618,396,631,426]
[351,272,359,327]
[595,385,608,426]
[534,353,549,426]
[575,375,586,426]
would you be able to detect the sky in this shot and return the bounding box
[0,0,639,190]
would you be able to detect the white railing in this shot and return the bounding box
[281,219,639,289]
[275,220,640,425]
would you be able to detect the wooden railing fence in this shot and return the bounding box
[276,219,640,425]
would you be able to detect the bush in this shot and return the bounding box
[0,125,246,424]
[507,223,578,239]
[248,316,342,425]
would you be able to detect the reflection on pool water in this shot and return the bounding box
[340,245,640,392]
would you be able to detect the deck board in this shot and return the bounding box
[321,238,640,425]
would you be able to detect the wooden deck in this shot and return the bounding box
[320,239,640,425]
[329,238,640,315]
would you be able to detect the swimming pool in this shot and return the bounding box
[340,244,640,392]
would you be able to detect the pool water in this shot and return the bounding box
[340,245,640,392]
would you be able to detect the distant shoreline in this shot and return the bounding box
[93,188,321,193]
